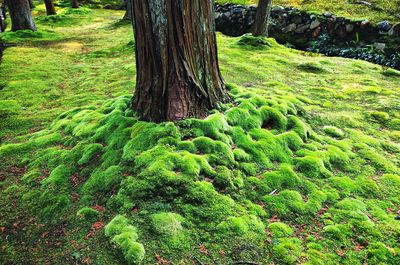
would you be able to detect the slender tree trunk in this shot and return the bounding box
[70,0,79,8]
[252,0,272,37]
[123,0,132,20]
[131,0,228,122]
[0,1,6,32]
[28,0,34,9]
[7,0,36,31]
[44,0,57,15]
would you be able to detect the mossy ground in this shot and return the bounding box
[1,5,400,265]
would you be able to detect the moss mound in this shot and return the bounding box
[1,85,399,264]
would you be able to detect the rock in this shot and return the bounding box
[311,27,321,38]
[373,42,386,51]
[292,15,303,24]
[360,19,370,28]
[310,20,321,30]
[377,20,391,31]
[395,215,400,220]
[388,23,400,37]
[295,24,309,34]
[323,12,332,17]
[282,23,297,33]
[327,18,336,31]
[272,6,285,12]
[354,1,372,6]
[232,7,245,15]
[345,24,354,33]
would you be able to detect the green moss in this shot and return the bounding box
[271,238,303,264]
[268,222,293,238]
[378,174,400,203]
[78,143,104,165]
[217,215,265,241]
[297,62,327,74]
[105,215,145,264]
[237,34,272,48]
[323,126,345,139]
[369,111,390,123]
[77,207,99,223]
[151,212,187,248]
[295,156,332,178]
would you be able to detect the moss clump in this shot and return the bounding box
[217,215,265,241]
[151,212,187,248]
[323,126,345,139]
[77,207,99,223]
[105,215,145,264]
[272,238,303,264]
[382,68,400,77]
[369,111,390,123]
[297,62,327,73]
[237,34,272,48]
[268,222,293,238]
[295,156,332,178]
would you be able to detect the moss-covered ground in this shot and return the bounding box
[1,5,400,265]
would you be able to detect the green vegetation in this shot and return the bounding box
[1,6,400,265]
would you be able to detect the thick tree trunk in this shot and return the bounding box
[131,0,228,122]
[44,0,57,15]
[70,0,79,8]
[252,0,272,37]
[7,0,36,31]
[123,0,132,20]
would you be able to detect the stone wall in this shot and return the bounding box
[215,3,400,50]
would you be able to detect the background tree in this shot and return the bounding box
[28,0,34,9]
[7,0,36,31]
[131,0,229,122]
[123,0,132,20]
[44,0,57,16]
[252,0,272,37]
[0,0,6,32]
[70,0,79,8]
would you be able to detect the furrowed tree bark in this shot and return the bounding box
[44,0,57,16]
[70,0,79,8]
[7,0,36,31]
[131,0,229,122]
[252,0,272,37]
[123,0,132,20]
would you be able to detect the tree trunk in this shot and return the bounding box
[0,1,6,32]
[28,0,34,9]
[131,0,228,122]
[252,0,272,37]
[44,0,57,16]
[123,0,132,20]
[7,0,36,31]
[70,0,79,8]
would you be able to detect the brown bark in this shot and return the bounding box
[44,0,57,16]
[131,0,229,122]
[7,0,36,31]
[252,0,272,37]
[70,0,79,8]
